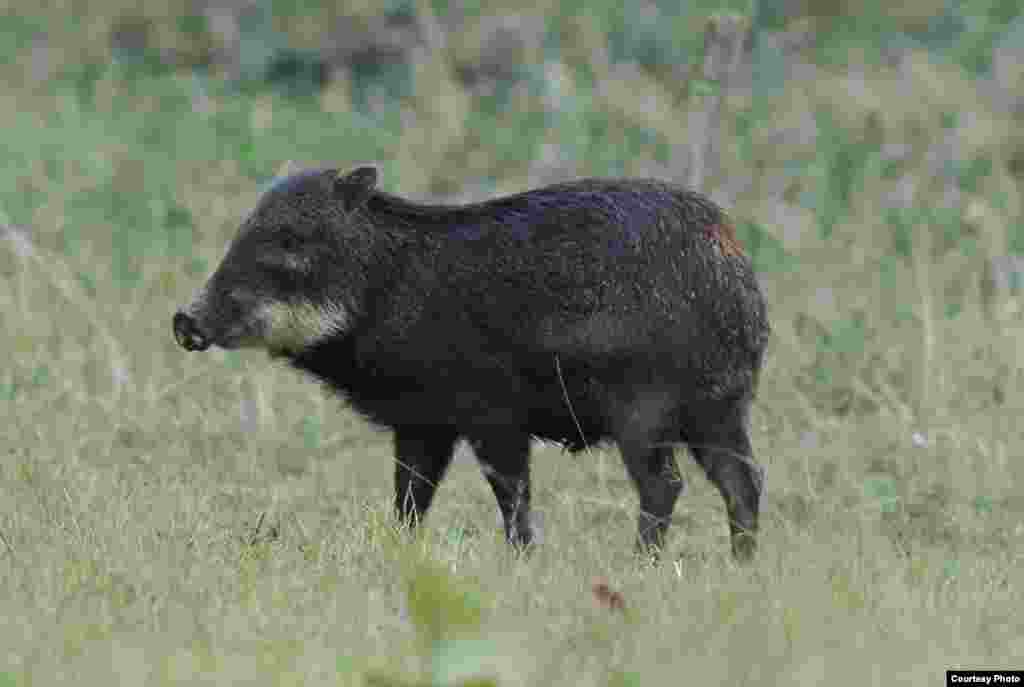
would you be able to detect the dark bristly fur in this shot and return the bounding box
[174,167,770,561]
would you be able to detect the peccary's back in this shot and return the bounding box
[417,180,768,385]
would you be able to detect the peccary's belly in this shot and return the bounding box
[344,372,613,446]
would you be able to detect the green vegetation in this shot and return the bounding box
[1,1,1023,684]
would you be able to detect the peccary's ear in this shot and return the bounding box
[333,166,378,213]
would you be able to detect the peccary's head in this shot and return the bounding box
[173,166,378,357]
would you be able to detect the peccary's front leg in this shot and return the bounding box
[470,432,534,550]
[394,427,459,529]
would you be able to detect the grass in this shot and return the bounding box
[2,1,1024,684]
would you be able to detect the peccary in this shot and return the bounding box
[173,167,769,560]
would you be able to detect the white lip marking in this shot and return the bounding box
[257,299,350,353]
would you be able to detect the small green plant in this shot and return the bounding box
[865,476,900,515]
[973,495,994,515]
[607,671,642,687]
[943,558,961,580]
[404,559,483,647]
[0,382,16,401]
[301,415,321,449]
[363,556,501,687]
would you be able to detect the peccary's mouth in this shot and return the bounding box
[173,311,211,351]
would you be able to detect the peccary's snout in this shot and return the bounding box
[173,311,210,351]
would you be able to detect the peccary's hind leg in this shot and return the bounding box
[684,397,764,563]
[619,440,686,556]
[615,392,686,557]
[393,426,460,530]
[470,433,533,550]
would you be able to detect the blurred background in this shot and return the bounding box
[2,2,1024,682]
[3,0,1023,420]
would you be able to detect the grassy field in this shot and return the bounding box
[2,1,1024,684]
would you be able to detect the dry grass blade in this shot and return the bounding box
[1,219,130,404]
